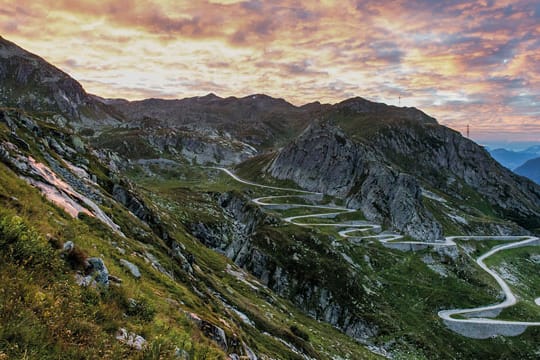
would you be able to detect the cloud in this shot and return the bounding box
[241,0,263,12]
[369,41,404,64]
[0,0,538,142]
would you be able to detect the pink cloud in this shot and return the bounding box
[0,0,537,142]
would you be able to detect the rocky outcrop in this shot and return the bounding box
[180,134,257,165]
[111,182,174,242]
[267,123,443,241]
[112,183,153,223]
[0,129,124,236]
[77,257,110,288]
[190,191,378,342]
[115,328,147,350]
[87,257,110,287]
[120,259,141,279]
[93,127,257,165]
[187,312,228,351]
[110,179,196,278]
[370,120,540,231]
[0,36,120,126]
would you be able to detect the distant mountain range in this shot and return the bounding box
[488,146,540,170]
[515,157,540,184]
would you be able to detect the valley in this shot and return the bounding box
[214,166,540,339]
[1,35,539,359]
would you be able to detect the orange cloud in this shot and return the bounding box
[0,0,538,142]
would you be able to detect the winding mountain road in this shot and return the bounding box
[212,167,540,339]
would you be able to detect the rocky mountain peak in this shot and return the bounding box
[333,96,438,125]
[239,93,295,107]
[266,97,540,239]
[0,36,29,58]
[197,92,221,101]
[0,36,121,127]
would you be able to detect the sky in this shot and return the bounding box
[1,0,539,145]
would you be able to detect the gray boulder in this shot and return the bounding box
[120,259,141,279]
[87,257,109,287]
[116,328,146,350]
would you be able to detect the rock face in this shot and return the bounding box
[266,98,540,237]
[0,36,120,126]
[267,122,443,241]
[190,192,378,342]
[368,116,540,231]
[87,258,110,287]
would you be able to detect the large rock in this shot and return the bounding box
[115,328,146,350]
[62,241,74,253]
[86,257,109,287]
[187,313,228,351]
[120,259,141,279]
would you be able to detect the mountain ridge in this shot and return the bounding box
[488,147,539,170]
[0,36,122,126]
[515,157,540,184]
[2,36,540,359]
[263,103,540,239]
[2,34,539,235]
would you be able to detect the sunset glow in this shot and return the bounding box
[2,0,539,142]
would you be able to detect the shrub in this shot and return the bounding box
[290,325,310,342]
[0,212,59,271]
[126,297,156,322]
[65,246,88,270]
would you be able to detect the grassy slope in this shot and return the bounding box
[485,246,540,322]
[0,162,230,359]
[0,112,379,359]
[131,165,540,360]
[3,108,539,359]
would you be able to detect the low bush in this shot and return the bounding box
[0,211,60,271]
[290,325,310,342]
